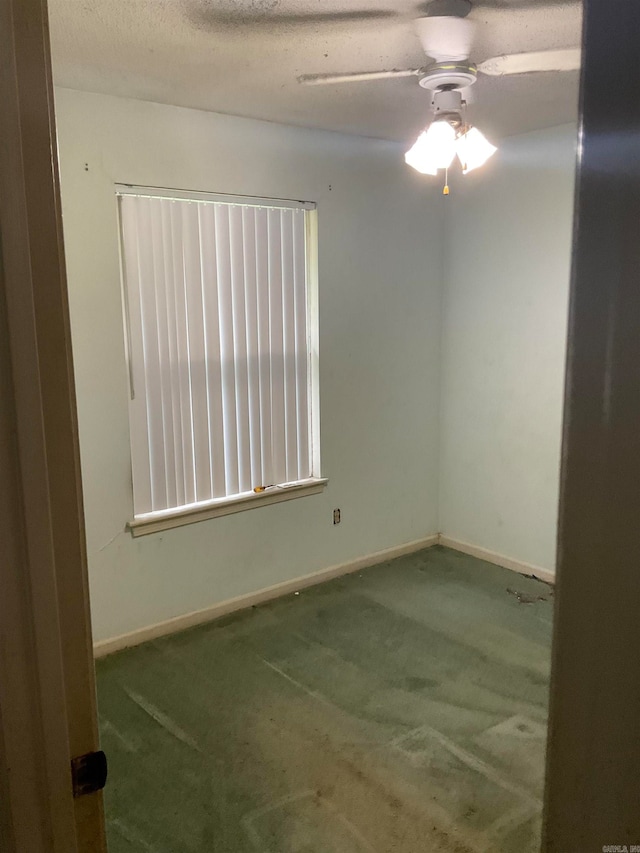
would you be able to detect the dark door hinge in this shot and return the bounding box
[71,750,108,797]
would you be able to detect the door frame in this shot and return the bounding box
[542,0,640,848]
[0,0,106,850]
[543,0,640,853]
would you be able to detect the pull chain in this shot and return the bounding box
[443,166,450,196]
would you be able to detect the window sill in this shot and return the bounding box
[127,478,328,537]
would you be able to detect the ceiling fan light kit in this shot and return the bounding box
[405,87,497,189]
[297,1,580,190]
[405,119,497,179]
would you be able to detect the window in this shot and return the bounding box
[118,187,321,531]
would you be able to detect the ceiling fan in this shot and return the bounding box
[296,0,581,186]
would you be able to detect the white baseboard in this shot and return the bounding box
[93,534,439,658]
[438,535,555,584]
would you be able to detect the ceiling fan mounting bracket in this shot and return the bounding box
[418,62,477,92]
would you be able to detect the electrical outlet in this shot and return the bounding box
[333,508,341,525]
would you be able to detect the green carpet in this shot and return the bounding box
[96,545,553,852]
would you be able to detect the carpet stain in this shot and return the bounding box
[97,546,552,852]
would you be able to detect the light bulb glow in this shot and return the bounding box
[455,126,497,174]
[405,120,457,175]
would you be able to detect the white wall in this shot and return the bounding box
[439,124,577,573]
[55,88,443,643]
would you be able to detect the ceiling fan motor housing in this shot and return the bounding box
[418,62,477,92]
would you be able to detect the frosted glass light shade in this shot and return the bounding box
[456,126,497,174]
[405,120,457,175]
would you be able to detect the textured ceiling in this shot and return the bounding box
[48,0,582,142]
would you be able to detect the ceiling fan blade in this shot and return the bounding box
[189,6,399,31]
[414,15,476,61]
[298,69,424,86]
[478,47,581,76]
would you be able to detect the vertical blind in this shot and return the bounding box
[118,190,316,517]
